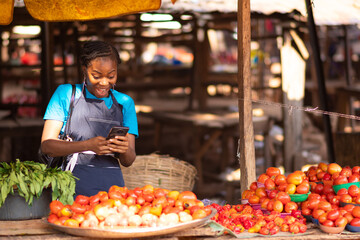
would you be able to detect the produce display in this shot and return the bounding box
[47,185,212,228]
[44,162,360,237]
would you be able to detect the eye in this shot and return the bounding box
[92,75,100,79]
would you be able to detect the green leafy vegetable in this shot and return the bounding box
[0,159,78,207]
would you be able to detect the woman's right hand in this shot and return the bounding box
[86,136,112,155]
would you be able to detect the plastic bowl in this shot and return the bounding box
[333,182,360,194]
[289,192,310,202]
[319,223,345,234]
[303,214,312,223]
[345,224,360,232]
[339,201,360,207]
[311,217,319,225]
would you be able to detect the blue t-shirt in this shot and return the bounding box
[44,83,138,138]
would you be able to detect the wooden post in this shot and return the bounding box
[40,22,54,115]
[305,0,335,163]
[238,0,256,193]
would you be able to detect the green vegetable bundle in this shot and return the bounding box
[0,159,78,207]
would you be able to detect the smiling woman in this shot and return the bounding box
[40,40,139,197]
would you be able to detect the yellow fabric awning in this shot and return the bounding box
[0,0,161,25]
[0,0,14,25]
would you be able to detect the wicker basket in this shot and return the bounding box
[121,154,197,192]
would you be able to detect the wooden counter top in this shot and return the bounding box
[2,219,360,240]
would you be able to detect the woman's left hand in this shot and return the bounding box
[107,135,129,154]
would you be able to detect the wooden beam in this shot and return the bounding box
[305,0,335,163]
[237,0,256,193]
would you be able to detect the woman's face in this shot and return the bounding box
[84,56,117,98]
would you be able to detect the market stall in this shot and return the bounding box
[2,0,360,240]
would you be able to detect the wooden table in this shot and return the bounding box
[139,110,241,189]
[139,110,273,192]
[2,219,360,240]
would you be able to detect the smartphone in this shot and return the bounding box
[106,126,129,140]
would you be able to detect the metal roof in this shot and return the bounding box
[160,0,360,25]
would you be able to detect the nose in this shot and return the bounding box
[99,77,110,85]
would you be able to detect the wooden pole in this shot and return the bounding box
[238,0,256,193]
[305,0,335,163]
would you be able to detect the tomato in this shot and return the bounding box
[350,218,360,227]
[167,190,180,200]
[108,190,123,200]
[267,189,278,199]
[154,188,167,198]
[312,209,325,219]
[266,167,281,177]
[337,188,348,196]
[318,201,332,212]
[327,163,342,175]
[318,162,328,172]
[335,216,348,227]
[326,209,340,221]
[296,183,310,194]
[257,173,270,184]
[322,219,335,227]
[334,175,349,185]
[167,197,175,207]
[127,190,138,198]
[274,174,287,186]
[352,166,360,174]
[348,185,360,197]
[344,213,354,223]
[59,205,72,218]
[301,208,311,216]
[340,167,353,178]
[71,213,85,223]
[352,206,360,218]
[178,191,197,201]
[133,187,143,197]
[340,194,353,204]
[70,202,86,214]
[266,199,275,211]
[149,204,162,216]
[356,195,360,204]
[264,178,276,190]
[47,214,58,223]
[307,198,320,210]
[298,223,307,233]
[289,224,300,234]
[143,193,154,203]
[275,191,291,205]
[277,183,288,192]
[286,172,303,185]
[261,198,270,209]
[284,202,298,213]
[58,216,70,225]
[273,200,284,213]
[248,195,260,204]
[49,200,64,215]
[89,194,100,206]
[313,183,324,194]
[97,191,109,202]
[192,209,207,219]
[255,187,267,198]
[285,184,296,194]
[153,196,168,208]
[317,171,326,180]
[142,184,154,194]
[349,174,360,183]
[138,205,151,216]
[249,182,257,191]
[63,219,79,227]
[74,195,90,205]
[125,196,137,206]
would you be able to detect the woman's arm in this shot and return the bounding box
[41,120,113,157]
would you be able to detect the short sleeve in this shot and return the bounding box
[112,91,139,138]
[43,84,73,122]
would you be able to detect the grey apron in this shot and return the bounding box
[65,85,125,197]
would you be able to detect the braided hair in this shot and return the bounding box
[80,41,121,68]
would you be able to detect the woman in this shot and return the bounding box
[41,40,138,197]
